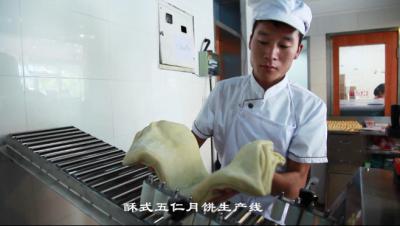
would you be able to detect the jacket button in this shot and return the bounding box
[248,103,254,109]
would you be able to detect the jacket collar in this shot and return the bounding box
[249,73,289,100]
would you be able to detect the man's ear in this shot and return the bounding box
[249,34,253,50]
[294,44,303,60]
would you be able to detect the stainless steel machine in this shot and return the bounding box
[327,167,400,225]
[0,126,276,225]
[1,126,152,224]
[0,126,346,225]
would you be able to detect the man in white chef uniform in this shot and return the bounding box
[191,0,328,221]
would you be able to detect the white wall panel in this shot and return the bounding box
[109,26,156,82]
[70,0,110,20]
[22,1,111,78]
[111,80,157,151]
[0,77,26,139]
[24,77,114,145]
[314,13,359,35]
[357,7,400,30]
[108,0,157,33]
[0,0,22,77]
[309,35,326,62]
[309,59,327,101]
[21,1,111,79]
[24,77,63,129]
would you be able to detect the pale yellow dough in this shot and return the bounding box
[191,140,285,203]
[122,120,285,202]
[122,121,209,194]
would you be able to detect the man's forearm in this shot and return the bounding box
[271,170,308,199]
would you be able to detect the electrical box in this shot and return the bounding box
[198,50,219,76]
[158,0,195,72]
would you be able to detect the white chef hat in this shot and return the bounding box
[249,0,312,35]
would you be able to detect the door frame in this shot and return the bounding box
[214,21,242,81]
[326,28,400,116]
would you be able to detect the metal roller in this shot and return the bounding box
[20,130,86,144]
[82,165,131,184]
[37,139,102,156]
[49,146,117,163]
[101,172,151,195]
[112,185,143,201]
[11,126,78,139]
[21,132,89,146]
[254,216,268,225]
[224,207,247,223]
[237,210,253,225]
[29,136,97,151]
[124,194,142,205]
[91,166,148,189]
[56,149,124,168]
[65,153,125,172]
[241,212,263,225]
[144,212,169,224]
[73,162,123,179]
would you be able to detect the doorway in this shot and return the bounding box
[213,0,243,80]
[331,31,398,116]
[215,23,241,80]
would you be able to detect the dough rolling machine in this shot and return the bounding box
[0,126,334,225]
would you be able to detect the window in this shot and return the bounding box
[331,31,398,116]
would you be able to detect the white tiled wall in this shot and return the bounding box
[0,1,22,77]
[0,0,215,171]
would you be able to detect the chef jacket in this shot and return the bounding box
[192,73,328,219]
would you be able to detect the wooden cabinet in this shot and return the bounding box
[328,133,367,166]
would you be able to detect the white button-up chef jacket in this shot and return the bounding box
[192,73,328,219]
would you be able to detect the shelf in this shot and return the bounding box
[366,149,400,157]
[328,130,360,135]
[359,129,387,136]
[328,129,387,136]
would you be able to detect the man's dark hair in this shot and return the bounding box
[374,83,385,97]
[251,20,304,46]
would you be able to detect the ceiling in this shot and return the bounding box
[304,0,400,17]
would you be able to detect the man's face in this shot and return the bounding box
[249,21,303,87]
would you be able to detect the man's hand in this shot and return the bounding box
[207,188,238,204]
[271,159,310,199]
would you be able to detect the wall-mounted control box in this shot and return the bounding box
[158,0,195,72]
[199,50,219,77]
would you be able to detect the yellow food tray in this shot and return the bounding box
[327,120,363,132]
